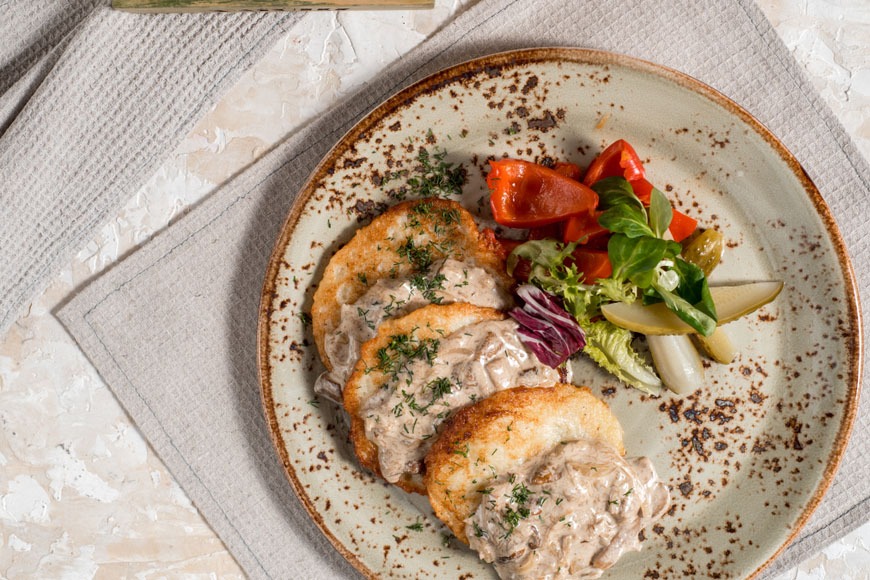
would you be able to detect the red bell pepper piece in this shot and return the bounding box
[528,223,562,241]
[562,210,608,245]
[669,208,698,242]
[481,228,520,263]
[584,140,697,241]
[630,177,654,205]
[481,228,532,281]
[582,139,646,186]
[488,159,598,228]
[552,161,582,181]
[570,248,612,284]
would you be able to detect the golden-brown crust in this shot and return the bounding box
[424,383,625,543]
[311,198,511,372]
[343,303,505,495]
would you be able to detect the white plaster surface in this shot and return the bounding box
[1,0,868,578]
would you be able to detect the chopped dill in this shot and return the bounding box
[357,307,376,331]
[410,272,447,304]
[397,237,434,272]
[427,376,453,400]
[510,482,531,506]
[382,146,467,200]
[374,333,440,384]
[501,505,530,538]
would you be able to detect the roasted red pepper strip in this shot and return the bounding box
[584,140,697,241]
[582,139,645,186]
[489,159,598,228]
[562,210,609,244]
[552,161,583,181]
[481,228,521,263]
[669,208,698,242]
[570,248,612,284]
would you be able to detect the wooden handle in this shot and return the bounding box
[113,0,433,11]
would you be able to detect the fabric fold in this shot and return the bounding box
[0,3,303,334]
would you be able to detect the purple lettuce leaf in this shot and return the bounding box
[509,284,586,368]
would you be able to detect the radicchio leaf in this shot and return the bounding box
[509,284,586,368]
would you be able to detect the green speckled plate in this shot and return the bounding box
[258,48,861,579]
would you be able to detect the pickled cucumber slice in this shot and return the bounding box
[601,281,783,335]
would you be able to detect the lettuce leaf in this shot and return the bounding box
[645,257,718,336]
[580,320,663,396]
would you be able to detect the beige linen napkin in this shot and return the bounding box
[0,0,302,334]
[58,0,870,578]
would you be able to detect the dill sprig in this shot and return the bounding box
[410,272,447,303]
[383,146,467,200]
[374,332,440,381]
[397,237,434,272]
[498,481,532,538]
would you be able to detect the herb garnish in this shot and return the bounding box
[492,481,532,538]
[509,482,531,506]
[501,505,531,538]
[397,237,434,272]
[357,307,376,331]
[473,522,486,538]
[383,145,467,200]
[410,272,447,304]
[373,333,440,381]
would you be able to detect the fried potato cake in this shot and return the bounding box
[424,383,624,543]
[312,198,509,374]
[343,302,505,494]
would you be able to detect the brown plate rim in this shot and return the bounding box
[257,47,863,580]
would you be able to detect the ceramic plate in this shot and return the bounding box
[258,48,861,579]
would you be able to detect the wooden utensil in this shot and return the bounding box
[113,0,433,12]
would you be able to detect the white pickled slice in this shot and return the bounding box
[647,334,705,395]
[601,281,784,335]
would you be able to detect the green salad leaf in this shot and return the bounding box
[607,234,681,289]
[509,239,602,323]
[593,177,653,238]
[649,187,673,239]
[581,320,663,396]
[647,257,718,336]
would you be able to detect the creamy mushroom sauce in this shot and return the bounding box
[363,318,562,483]
[315,258,511,402]
[467,439,670,579]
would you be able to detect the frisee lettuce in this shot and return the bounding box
[581,320,663,396]
[507,239,633,323]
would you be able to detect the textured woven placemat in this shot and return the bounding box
[58,1,869,578]
[0,0,301,334]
